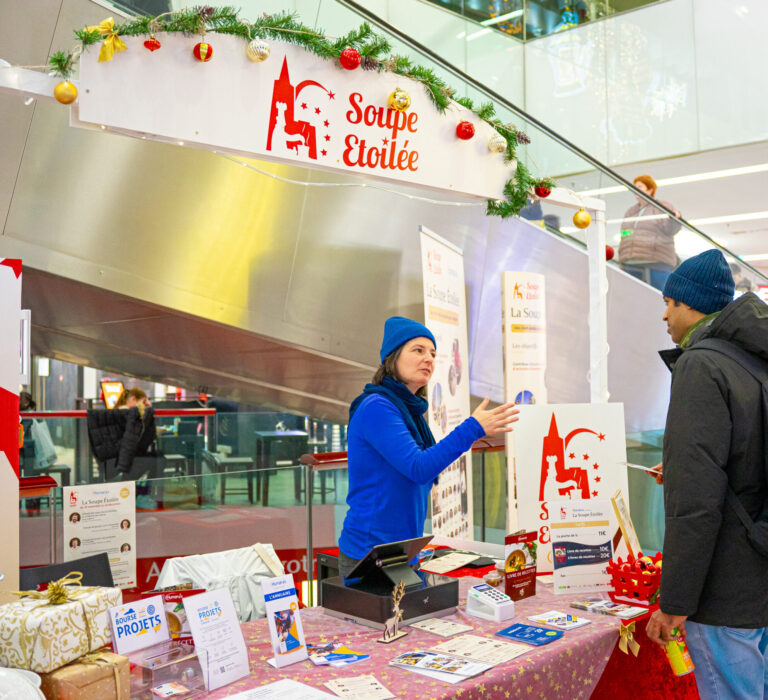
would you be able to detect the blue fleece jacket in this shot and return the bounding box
[338,394,485,560]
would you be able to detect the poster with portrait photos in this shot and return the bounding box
[420,226,473,539]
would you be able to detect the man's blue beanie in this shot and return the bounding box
[662,249,734,315]
[380,316,436,362]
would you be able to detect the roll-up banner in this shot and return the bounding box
[501,272,547,533]
[420,226,472,539]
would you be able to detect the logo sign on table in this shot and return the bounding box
[420,226,473,539]
[501,271,547,532]
[263,574,307,668]
[63,481,137,588]
[513,404,628,573]
[74,34,510,201]
[108,594,170,654]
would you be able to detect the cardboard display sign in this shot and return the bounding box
[263,574,307,668]
[108,594,170,654]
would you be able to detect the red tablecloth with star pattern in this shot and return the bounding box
[205,578,623,699]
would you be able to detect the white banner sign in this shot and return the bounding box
[63,481,137,588]
[75,35,510,200]
[108,594,170,654]
[420,226,473,539]
[501,271,547,531]
[513,404,628,573]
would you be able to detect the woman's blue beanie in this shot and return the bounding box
[662,250,734,315]
[380,316,436,362]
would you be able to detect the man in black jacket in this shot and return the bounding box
[646,249,768,699]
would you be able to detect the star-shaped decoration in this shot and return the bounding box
[321,149,327,156]
[323,120,329,127]
[301,102,307,110]
[568,452,575,459]
[592,490,598,497]
[324,134,330,141]
[594,476,601,482]
[583,454,589,461]
[382,138,389,146]
[328,91,335,100]
[598,433,606,441]
[593,462,599,469]
[315,107,321,114]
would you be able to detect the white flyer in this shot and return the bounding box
[183,588,249,691]
[550,500,614,594]
[430,634,530,665]
[409,618,473,637]
[325,675,395,699]
[263,574,308,668]
[62,481,136,588]
[108,594,170,654]
[419,552,479,574]
[223,679,334,699]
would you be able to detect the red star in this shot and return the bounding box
[592,490,598,497]
[598,433,606,441]
[328,92,335,100]
[301,103,307,109]
[324,134,330,141]
[320,149,327,156]
[595,476,601,483]
[593,463,599,470]
[583,454,589,461]
[315,107,321,115]
[382,138,389,146]
[323,120,329,127]
[568,452,575,459]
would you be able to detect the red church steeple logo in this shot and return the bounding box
[539,413,606,500]
[266,58,334,160]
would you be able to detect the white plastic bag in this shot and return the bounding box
[30,419,57,470]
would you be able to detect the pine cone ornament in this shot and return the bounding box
[361,55,379,71]
[516,130,531,145]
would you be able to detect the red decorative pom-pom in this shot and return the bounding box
[456,121,475,140]
[144,35,161,52]
[193,42,213,62]
[606,245,615,261]
[534,185,551,198]
[339,47,361,70]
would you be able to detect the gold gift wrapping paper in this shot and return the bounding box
[0,586,122,672]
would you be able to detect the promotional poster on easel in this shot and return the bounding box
[513,403,629,573]
[264,574,307,668]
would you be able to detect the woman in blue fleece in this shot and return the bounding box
[337,316,519,579]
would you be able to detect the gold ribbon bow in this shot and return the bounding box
[618,621,640,657]
[75,651,123,700]
[86,18,127,62]
[12,571,84,605]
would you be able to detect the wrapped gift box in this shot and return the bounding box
[0,586,122,672]
[39,651,129,700]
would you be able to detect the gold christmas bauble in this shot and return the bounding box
[246,39,270,63]
[488,133,507,153]
[573,208,591,229]
[388,87,411,112]
[53,81,78,105]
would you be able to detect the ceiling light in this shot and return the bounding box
[740,253,768,261]
[580,162,768,197]
[480,10,524,26]
[689,211,768,226]
[466,28,492,41]
[456,31,466,40]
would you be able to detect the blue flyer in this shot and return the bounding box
[495,623,564,646]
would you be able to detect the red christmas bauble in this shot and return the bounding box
[339,47,361,70]
[606,245,615,261]
[534,185,551,198]
[144,35,161,51]
[456,121,475,140]
[193,42,213,62]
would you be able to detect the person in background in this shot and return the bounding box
[729,262,758,296]
[645,250,768,699]
[337,316,520,580]
[618,174,682,291]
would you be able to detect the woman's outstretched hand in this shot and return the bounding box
[471,398,520,437]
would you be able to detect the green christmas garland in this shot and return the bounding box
[49,5,553,217]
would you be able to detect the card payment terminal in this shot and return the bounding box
[466,583,516,622]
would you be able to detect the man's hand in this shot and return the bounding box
[646,610,687,647]
[648,462,663,485]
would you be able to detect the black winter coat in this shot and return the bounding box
[660,292,768,627]
[87,407,157,473]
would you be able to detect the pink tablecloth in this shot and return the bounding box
[207,578,622,699]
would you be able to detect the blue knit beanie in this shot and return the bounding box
[662,250,734,314]
[380,316,436,362]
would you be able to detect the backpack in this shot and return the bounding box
[690,337,768,559]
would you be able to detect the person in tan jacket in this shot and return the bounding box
[618,174,682,291]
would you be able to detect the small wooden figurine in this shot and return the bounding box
[379,581,408,643]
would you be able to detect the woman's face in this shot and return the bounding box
[395,337,436,393]
[634,179,653,202]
